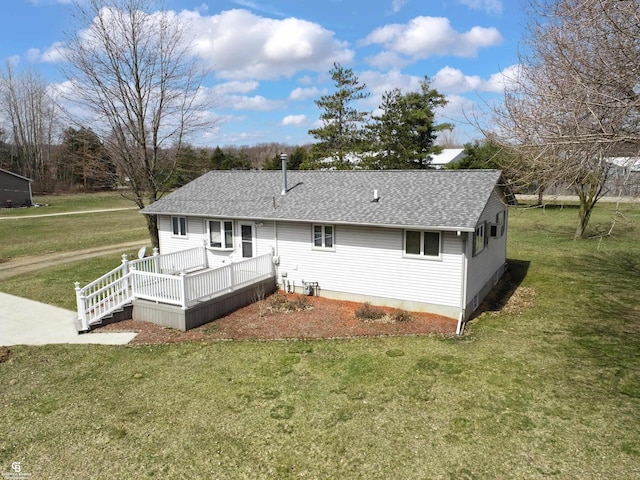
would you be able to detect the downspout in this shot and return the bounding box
[456,232,468,335]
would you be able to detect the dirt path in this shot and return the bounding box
[0,241,148,281]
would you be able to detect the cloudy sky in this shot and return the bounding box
[1,0,525,147]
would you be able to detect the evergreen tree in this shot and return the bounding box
[308,63,370,169]
[367,77,451,169]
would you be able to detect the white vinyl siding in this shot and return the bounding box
[276,222,463,308]
[467,188,509,300]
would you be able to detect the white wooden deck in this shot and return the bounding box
[75,246,275,331]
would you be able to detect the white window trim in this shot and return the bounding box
[474,223,486,256]
[207,219,234,250]
[403,230,442,260]
[496,210,506,237]
[171,216,187,238]
[312,224,335,251]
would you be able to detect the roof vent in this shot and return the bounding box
[372,189,380,202]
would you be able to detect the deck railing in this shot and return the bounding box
[75,250,273,331]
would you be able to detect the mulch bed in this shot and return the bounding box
[93,293,459,344]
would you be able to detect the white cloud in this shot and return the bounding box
[288,86,326,101]
[212,80,260,95]
[432,66,484,93]
[27,41,67,63]
[185,9,354,79]
[360,16,502,63]
[221,94,284,111]
[392,0,408,13]
[485,64,521,92]
[431,65,520,94]
[456,0,503,15]
[281,114,307,126]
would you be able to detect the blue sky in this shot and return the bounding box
[1,0,525,147]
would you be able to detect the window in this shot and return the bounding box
[313,225,334,249]
[208,220,233,249]
[496,210,506,237]
[172,216,187,237]
[404,230,441,258]
[474,223,485,255]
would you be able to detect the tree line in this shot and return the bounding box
[2,0,638,243]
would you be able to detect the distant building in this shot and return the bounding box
[429,148,467,169]
[0,168,33,208]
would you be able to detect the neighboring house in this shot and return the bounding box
[0,168,33,208]
[140,168,515,334]
[319,148,467,169]
[429,148,467,169]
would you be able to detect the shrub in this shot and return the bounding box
[355,302,386,321]
[391,309,413,323]
[267,293,312,313]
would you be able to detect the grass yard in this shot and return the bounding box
[0,192,148,262]
[1,200,639,478]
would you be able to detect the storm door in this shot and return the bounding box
[241,224,253,258]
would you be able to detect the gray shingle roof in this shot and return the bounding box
[141,169,511,231]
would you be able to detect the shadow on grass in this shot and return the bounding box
[472,258,531,317]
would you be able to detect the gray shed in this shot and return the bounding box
[0,168,33,208]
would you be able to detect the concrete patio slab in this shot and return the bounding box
[0,292,137,346]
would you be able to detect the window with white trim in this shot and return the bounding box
[496,210,506,237]
[208,220,234,249]
[171,216,187,237]
[404,230,441,258]
[474,223,486,255]
[313,224,334,249]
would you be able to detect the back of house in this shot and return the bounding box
[142,169,515,329]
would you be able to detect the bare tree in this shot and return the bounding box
[491,0,640,239]
[63,0,214,247]
[0,63,57,188]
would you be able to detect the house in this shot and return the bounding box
[136,168,515,334]
[0,168,33,208]
[429,148,467,169]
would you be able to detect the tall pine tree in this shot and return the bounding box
[308,63,370,169]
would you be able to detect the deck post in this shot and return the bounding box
[201,239,209,269]
[180,272,188,309]
[74,281,89,331]
[228,260,235,292]
[121,254,131,296]
[153,248,160,273]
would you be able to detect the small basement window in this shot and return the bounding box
[208,220,233,249]
[171,216,187,237]
[313,224,334,249]
[405,230,441,258]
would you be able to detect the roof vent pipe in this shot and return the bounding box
[373,189,380,202]
[280,153,288,195]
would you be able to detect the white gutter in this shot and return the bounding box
[456,232,469,335]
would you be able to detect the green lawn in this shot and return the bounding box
[1,201,639,479]
[0,192,148,262]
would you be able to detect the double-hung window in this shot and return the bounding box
[209,220,234,249]
[171,216,187,237]
[313,225,334,249]
[404,230,441,258]
[473,223,486,256]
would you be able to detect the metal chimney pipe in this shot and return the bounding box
[280,153,288,195]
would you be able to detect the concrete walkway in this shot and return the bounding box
[0,292,137,346]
